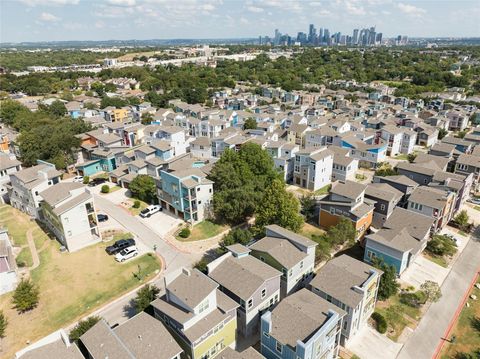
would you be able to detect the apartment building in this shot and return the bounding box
[364,183,403,229]
[0,153,22,203]
[260,289,345,359]
[39,182,101,252]
[9,161,62,219]
[249,225,317,298]
[293,147,333,191]
[207,245,282,338]
[309,255,382,345]
[152,268,238,359]
[0,229,18,295]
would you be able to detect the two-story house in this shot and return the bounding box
[455,153,480,193]
[364,183,403,229]
[249,225,317,298]
[39,182,101,252]
[0,153,22,203]
[309,255,382,345]
[317,181,375,240]
[207,245,282,338]
[293,147,333,191]
[79,312,183,359]
[329,147,358,182]
[9,161,62,219]
[152,268,239,359]
[260,289,345,359]
[372,175,418,208]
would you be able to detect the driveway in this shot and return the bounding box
[399,255,449,290]
[138,210,183,237]
[347,325,403,359]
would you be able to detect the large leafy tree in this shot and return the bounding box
[129,175,157,204]
[69,316,101,343]
[372,258,400,301]
[12,278,39,313]
[255,179,304,233]
[133,284,160,314]
[327,217,356,246]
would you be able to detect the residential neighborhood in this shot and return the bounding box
[1,6,480,359]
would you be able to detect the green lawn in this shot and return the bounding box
[424,253,449,268]
[32,226,50,250]
[128,199,149,216]
[0,205,161,359]
[300,223,326,239]
[314,184,332,195]
[16,247,33,267]
[376,292,422,342]
[394,154,409,160]
[0,205,29,246]
[177,220,228,241]
[355,173,367,181]
[441,278,480,358]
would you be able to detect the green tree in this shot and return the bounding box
[300,193,316,222]
[69,316,101,343]
[219,228,251,251]
[372,258,399,301]
[0,99,30,126]
[129,175,156,204]
[438,128,448,140]
[0,310,7,338]
[407,153,417,163]
[454,210,470,231]
[327,217,356,246]
[420,280,442,303]
[243,117,257,130]
[374,163,398,177]
[255,179,304,232]
[456,130,467,139]
[133,284,160,314]
[141,113,154,125]
[12,278,39,313]
[426,235,457,257]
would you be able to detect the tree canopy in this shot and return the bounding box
[129,175,157,204]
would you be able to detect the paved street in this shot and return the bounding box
[397,234,480,359]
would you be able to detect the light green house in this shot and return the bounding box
[152,268,239,359]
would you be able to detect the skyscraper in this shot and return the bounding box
[375,33,382,45]
[319,28,324,44]
[352,29,359,45]
[308,24,317,44]
[274,29,281,45]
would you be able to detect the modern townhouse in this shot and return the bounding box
[285,123,310,147]
[152,268,238,359]
[220,347,263,359]
[190,137,213,159]
[144,125,187,157]
[340,135,387,168]
[265,141,299,182]
[317,181,375,240]
[39,182,101,252]
[364,207,435,275]
[372,175,418,207]
[329,146,358,182]
[17,331,83,359]
[441,136,473,154]
[429,142,456,160]
[305,127,338,148]
[207,245,282,338]
[293,147,333,191]
[400,128,417,154]
[158,164,213,225]
[260,289,345,359]
[407,186,455,233]
[211,134,250,158]
[0,229,18,295]
[416,125,438,147]
[364,183,403,229]
[380,125,404,156]
[309,255,382,345]
[446,108,469,131]
[80,313,183,359]
[9,161,62,219]
[0,153,22,203]
[455,153,480,192]
[249,225,317,298]
[413,153,450,171]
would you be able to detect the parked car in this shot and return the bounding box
[72,175,84,183]
[139,205,162,218]
[106,238,136,255]
[97,214,109,222]
[88,177,107,187]
[467,197,480,205]
[115,246,138,262]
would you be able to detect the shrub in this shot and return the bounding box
[69,316,101,343]
[371,312,387,334]
[101,185,110,194]
[427,235,457,257]
[82,176,90,184]
[12,278,39,313]
[178,228,191,238]
[133,200,141,209]
[0,310,7,338]
[399,291,427,308]
[133,284,160,314]
[194,258,209,272]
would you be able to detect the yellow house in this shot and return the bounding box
[152,268,239,359]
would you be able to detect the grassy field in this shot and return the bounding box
[424,252,449,268]
[300,223,326,239]
[177,220,228,241]
[314,184,332,195]
[376,292,422,342]
[394,154,409,160]
[127,199,149,216]
[0,205,29,246]
[0,205,161,358]
[441,278,480,358]
[15,247,33,267]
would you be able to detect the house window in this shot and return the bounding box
[366,250,376,260]
[276,341,283,353]
[300,261,304,269]
[380,204,386,211]
[264,332,270,338]
[247,299,253,309]
[261,288,266,298]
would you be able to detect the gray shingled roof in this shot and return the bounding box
[18,339,83,359]
[39,182,84,207]
[219,347,264,359]
[408,186,449,209]
[265,224,317,249]
[269,289,345,347]
[250,237,307,269]
[330,180,366,200]
[365,183,403,203]
[383,207,434,241]
[310,255,381,308]
[167,269,218,309]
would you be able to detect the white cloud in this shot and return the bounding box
[106,0,136,6]
[309,1,323,6]
[38,12,60,22]
[247,5,264,13]
[20,0,79,6]
[95,20,105,28]
[397,2,426,16]
[345,1,366,16]
[240,17,249,24]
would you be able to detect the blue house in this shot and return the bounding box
[76,159,103,177]
[261,289,345,359]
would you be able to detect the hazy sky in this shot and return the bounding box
[1,0,479,43]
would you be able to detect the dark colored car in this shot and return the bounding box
[106,238,136,255]
[89,177,107,187]
[97,214,109,222]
